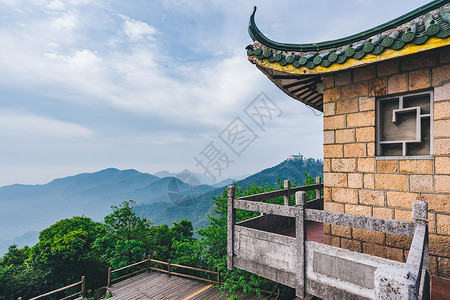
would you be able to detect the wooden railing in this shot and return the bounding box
[107,256,281,298]
[107,256,220,288]
[18,276,86,300]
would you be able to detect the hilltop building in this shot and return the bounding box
[240,0,450,297]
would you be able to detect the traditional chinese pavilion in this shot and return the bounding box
[242,0,450,298]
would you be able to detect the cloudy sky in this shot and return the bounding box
[0,0,430,186]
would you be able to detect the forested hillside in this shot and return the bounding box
[0,156,323,257]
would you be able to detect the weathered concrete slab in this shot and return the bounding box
[305,241,404,299]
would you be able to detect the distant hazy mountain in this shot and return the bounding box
[154,169,247,186]
[0,157,322,257]
[135,157,323,230]
[0,168,215,256]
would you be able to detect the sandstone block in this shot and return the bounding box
[435,157,450,174]
[341,238,362,252]
[324,144,343,158]
[432,63,450,87]
[335,71,351,86]
[363,243,404,262]
[345,204,372,216]
[323,74,334,89]
[324,87,340,102]
[336,99,358,114]
[386,233,412,249]
[324,234,340,247]
[347,111,375,127]
[375,174,408,191]
[324,172,348,188]
[394,209,413,222]
[399,159,433,174]
[324,201,345,213]
[434,101,450,120]
[353,64,376,82]
[408,68,430,91]
[324,130,335,144]
[377,59,399,76]
[438,257,450,278]
[434,138,450,155]
[356,127,375,142]
[369,77,387,96]
[377,160,398,173]
[323,102,336,116]
[373,207,393,219]
[364,173,375,189]
[434,83,450,101]
[358,96,375,111]
[342,82,368,99]
[410,174,434,192]
[352,229,384,246]
[434,119,450,138]
[331,158,356,172]
[402,51,437,71]
[332,188,358,204]
[388,73,407,94]
[436,214,450,235]
[429,234,450,257]
[348,173,363,188]
[358,158,375,172]
[386,191,419,209]
[331,224,351,238]
[344,143,367,157]
[359,189,385,206]
[324,114,346,130]
[421,194,450,213]
[324,159,331,172]
[335,129,354,143]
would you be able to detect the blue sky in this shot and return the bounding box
[0,0,430,186]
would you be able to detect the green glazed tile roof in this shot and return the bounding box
[247,1,450,71]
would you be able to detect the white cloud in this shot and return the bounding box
[120,15,156,41]
[0,110,95,140]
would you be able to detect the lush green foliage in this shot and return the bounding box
[0,174,320,300]
[0,202,196,299]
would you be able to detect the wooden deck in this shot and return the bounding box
[108,272,266,300]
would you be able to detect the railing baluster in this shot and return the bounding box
[81,276,86,298]
[284,180,290,206]
[168,259,171,277]
[295,191,306,298]
[315,177,322,202]
[107,267,112,288]
[227,186,236,271]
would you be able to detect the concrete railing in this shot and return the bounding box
[227,183,430,300]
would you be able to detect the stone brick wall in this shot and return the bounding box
[322,45,450,279]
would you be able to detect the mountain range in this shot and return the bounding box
[0,156,322,256]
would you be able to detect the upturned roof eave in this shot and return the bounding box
[248,0,450,52]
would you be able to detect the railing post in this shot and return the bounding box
[316,177,323,210]
[107,267,112,288]
[217,269,221,286]
[284,180,290,206]
[147,255,151,272]
[315,177,321,199]
[295,191,306,298]
[412,201,430,300]
[227,185,236,271]
[375,265,416,299]
[168,259,171,277]
[81,276,86,298]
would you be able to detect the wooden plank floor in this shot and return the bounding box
[108,272,265,300]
